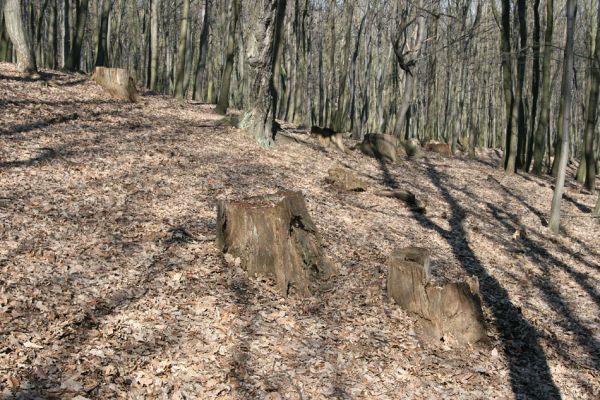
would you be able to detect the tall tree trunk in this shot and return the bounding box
[532,0,553,175]
[241,0,287,147]
[63,0,70,65]
[215,0,240,114]
[193,0,210,100]
[65,0,88,71]
[580,0,600,193]
[47,0,58,69]
[149,0,159,90]
[525,0,541,172]
[550,0,577,234]
[174,0,190,99]
[515,0,527,170]
[493,0,515,173]
[95,0,112,67]
[3,0,36,73]
[595,192,600,216]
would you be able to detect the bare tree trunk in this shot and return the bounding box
[47,0,58,69]
[525,0,541,172]
[95,0,112,67]
[240,0,287,147]
[149,0,159,90]
[580,0,600,193]
[550,0,577,234]
[174,0,190,99]
[3,0,36,73]
[63,0,70,65]
[595,192,600,216]
[532,0,553,175]
[65,0,88,71]
[215,0,240,114]
[193,0,210,100]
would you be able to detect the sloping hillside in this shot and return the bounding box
[1,63,599,399]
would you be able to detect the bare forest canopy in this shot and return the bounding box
[0,0,598,166]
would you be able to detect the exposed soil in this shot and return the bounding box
[1,62,599,399]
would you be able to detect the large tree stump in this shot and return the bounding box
[92,67,139,102]
[326,167,367,192]
[216,191,334,296]
[355,134,399,162]
[387,248,487,345]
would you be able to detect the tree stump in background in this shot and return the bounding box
[92,67,139,102]
[355,133,399,162]
[216,191,334,296]
[326,167,367,192]
[387,247,487,345]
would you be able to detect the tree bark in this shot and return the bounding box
[525,0,541,172]
[149,0,159,90]
[174,0,190,99]
[3,0,36,73]
[550,0,577,234]
[95,0,112,67]
[532,0,553,175]
[64,0,88,71]
[215,0,240,115]
[580,0,600,193]
[193,0,210,100]
[240,0,287,147]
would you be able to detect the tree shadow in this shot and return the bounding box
[380,161,562,399]
[0,146,77,169]
[0,113,80,136]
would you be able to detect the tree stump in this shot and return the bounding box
[387,248,487,345]
[425,142,452,157]
[216,191,334,296]
[326,167,367,192]
[92,67,139,102]
[355,134,399,162]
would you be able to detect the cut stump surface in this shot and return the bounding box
[387,247,487,345]
[216,191,334,296]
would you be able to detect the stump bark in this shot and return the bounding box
[387,248,486,345]
[92,67,139,102]
[356,134,399,162]
[326,167,367,192]
[216,191,334,296]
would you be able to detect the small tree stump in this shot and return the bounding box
[92,67,139,102]
[326,167,367,192]
[387,248,486,345]
[216,191,334,296]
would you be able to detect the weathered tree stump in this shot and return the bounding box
[425,142,453,157]
[326,167,367,192]
[387,248,487,345]
[355,134,398,162]
[92,67,139,102]
[216,191,334,296]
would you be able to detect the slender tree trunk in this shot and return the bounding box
[65,0,88,71]
[550,0,577,234]
[193,0,210,100]
[47,0,58,69]
[3,0,36,73]
[215,0,240,114]
[525,0,541,171]
[149,0,159,90]
[595,192,600,216]
[95,0,112,67]
[241,0,287,147]
[533,0,554,175]
[64,0,70,65]
[580,0,599,193]
[174,0,190,99]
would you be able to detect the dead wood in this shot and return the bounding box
[216,191,334,296]
[326,167,367,192]
[387,247,487,345]
[355,134,399,162]
[92,67,139,102]
[310,125,351,154]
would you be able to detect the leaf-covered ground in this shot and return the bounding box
[0,62,599,399]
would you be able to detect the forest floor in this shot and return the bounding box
[0,62,599,400]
